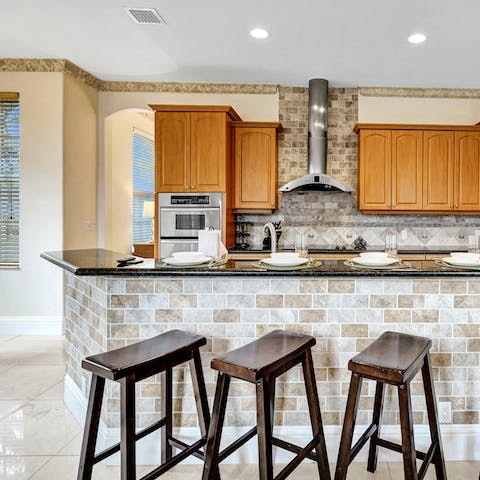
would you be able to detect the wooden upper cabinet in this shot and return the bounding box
[233,123,281,210]
[150,105,241,193]
[455,131,480,211]
[391,130,423,210]
[190,112,226,192]
[155,112,190,192]
[423,131,454,211]
[359,130,391,210]
[355,123,480,214]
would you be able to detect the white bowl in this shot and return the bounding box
[359,251,390,261]
[172,251,205,259]
[449,252,480,262]
[270,252,301,259]
[261,257,309,267]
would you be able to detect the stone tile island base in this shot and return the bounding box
[64,272,480,463]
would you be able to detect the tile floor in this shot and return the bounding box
[0,334,478,479]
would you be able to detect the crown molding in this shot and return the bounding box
[360,86,480,99]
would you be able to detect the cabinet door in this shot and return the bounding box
[455,131,480,211]
[391,130,423,210]
[190,112,226,192]
[359,130,392,210]
[423,131,454,211]
[155,112,190,192]
[234,127,277,209]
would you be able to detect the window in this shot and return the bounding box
[132,132,154,244]
[0,93,20,266]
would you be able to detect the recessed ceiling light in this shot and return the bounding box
[250,28,269,39]
[408,33,426,44]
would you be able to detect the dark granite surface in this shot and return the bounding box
[41,249,480,277]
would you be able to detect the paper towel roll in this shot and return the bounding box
[198,229,224,258]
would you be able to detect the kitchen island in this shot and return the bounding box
[42,249,480,462]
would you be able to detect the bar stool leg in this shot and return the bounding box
[202,372,231,480]
[120,374,136,480]
[334,373,363,480]
[77,374,105,480]
[302,350,331,480]
[422,355,447,480]
[367,381,385,473]
[398,383,418,480]
[256,377,274,480]
[190,349,221,480]
[189,349,211,436]
[160,367,173,464]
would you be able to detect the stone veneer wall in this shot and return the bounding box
[65,272,480,430]
[239,86,480,250]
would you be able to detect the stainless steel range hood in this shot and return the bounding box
[279,79,355,193]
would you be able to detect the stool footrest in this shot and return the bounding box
[140,437,207,480]
[418,441,438,480]
[274,433,322,480]
[271,436,318,462]
[168,436,205,461]
[93,417,167,464]
[218,426,257,462]
[376,437,428,460]
[349,424,377,464]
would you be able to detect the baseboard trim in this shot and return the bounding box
[0,316,63,335]
[64,374,480,465]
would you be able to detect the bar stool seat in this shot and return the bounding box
[334,331,447,480]
[203,330,331,480]
[212,329,316,381]
[77,329,212,480]
[348,331,431,385]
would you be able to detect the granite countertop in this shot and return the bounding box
[41,249,480,277]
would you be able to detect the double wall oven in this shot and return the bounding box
[158,193,222,258]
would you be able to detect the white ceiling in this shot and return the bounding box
[1,0,480,87]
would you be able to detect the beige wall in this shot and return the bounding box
[98,91,278,247]
[359,95,480,124]
[103,110,153,254]
[63,75,98,249]
[0,72,64,322]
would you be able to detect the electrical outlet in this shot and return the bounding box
[400,229,408,240]
[83,221,97,231]
[438,401,451,424]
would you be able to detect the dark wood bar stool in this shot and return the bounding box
[202,329,331,480]
[77,330,212,480]
[334,331,447,480]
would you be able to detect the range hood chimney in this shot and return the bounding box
[279,79,355,193]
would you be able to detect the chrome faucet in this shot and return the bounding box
[264,222,277,253]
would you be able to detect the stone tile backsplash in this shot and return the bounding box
[65,273,480,430]
[238,85,480,249]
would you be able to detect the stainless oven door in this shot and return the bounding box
[159,239,198,259]
[159,207,221,238]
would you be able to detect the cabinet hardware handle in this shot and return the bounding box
[192,185,196,189]
[450,204,454,208]
[387,204,391,208]
[455,205,459,208]
[185,185,189,189]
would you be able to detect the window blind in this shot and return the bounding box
[132,133,154,244]
[0,94,20,266]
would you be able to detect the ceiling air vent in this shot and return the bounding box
[124,7,165,25]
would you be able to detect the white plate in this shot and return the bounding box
[261,257,309,267]
[172,251,205,259]
[162,256,212,266]
[442,256,480,267]
[351,256,400,267]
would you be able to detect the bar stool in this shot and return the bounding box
[77,329,212,480]
[202,329,331,480]
[334,331,447,480]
